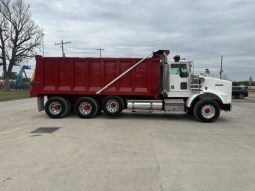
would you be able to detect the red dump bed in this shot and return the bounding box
[30,56,161,98]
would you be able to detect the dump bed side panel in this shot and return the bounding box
[30,56,160,98]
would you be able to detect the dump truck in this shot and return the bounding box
[30,50,232,122]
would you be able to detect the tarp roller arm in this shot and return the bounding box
[96,52,153,95]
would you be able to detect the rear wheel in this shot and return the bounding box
[193,99,220,122]
[45,97,69,119]
[238,94,244,99]
[102,96,124,116]
[75,97,99,118]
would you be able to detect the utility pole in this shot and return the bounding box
[55,40,71,57]
[96,48,104,58]
[220,56,223,79]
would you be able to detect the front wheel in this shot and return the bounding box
[193,99,220,122]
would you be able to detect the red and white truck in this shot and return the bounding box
[30,50,232,122]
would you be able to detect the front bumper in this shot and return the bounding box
[222,103,231,111]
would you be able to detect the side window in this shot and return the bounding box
[171,64,188,78]
[180,64,188,78]
[170,64,179,75]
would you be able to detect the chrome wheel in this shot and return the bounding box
[49,102,62,115]
[79,102,92,115]
[45,97,69,119]
[193,99,220,122]
[75,97,99,119]
[103,96,124,116]
[201,104,215,119]
[106,99,119,113]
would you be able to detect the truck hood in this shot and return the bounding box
[199,76,232,104]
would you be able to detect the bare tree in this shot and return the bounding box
[0,0,43,90]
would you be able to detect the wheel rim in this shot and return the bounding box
[201,104,216,119]
[79,102,92,115]
[49,102,62,115]
[106,99,119,113]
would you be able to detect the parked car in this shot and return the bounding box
[232,86,248,99]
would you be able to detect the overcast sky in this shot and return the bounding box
[16,0,255,80]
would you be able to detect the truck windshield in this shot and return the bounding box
[171,64,188,78]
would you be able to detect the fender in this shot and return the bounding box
[186,90,226,108]
[186,93,201,108]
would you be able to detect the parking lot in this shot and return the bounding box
[0,94,255,191]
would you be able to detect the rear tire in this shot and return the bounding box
[45,97,69,119]
[96,104,102,116]
[62,98,71,117]
[193,99,220,122]
[75,97,99,119]
[238,94,244,99]
[102,96,124,116]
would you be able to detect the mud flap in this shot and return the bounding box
[37,96,44,112]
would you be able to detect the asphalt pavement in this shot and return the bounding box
[0,97,255,191]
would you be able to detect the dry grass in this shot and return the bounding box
[0,89,30,102]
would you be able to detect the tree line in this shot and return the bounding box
[232,81,255,86]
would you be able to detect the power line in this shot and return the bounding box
[55,40,71,57]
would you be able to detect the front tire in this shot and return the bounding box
[193,99,220,122]
[45,97,69,119]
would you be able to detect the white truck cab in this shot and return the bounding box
[163,55,232,122]
[127,51,232,122]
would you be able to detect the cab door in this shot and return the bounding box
[169,63,189,94]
